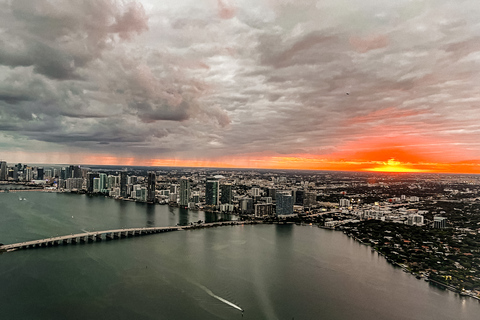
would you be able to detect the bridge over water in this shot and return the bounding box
[0,221,255,253]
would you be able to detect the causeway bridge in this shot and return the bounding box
[0,221,256,253]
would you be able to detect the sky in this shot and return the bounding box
[1,0,480,173]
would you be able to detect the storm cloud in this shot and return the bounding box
[1,0,480,166]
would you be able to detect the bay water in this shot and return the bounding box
[0,191,479,319]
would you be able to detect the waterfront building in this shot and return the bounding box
[57,179,65,189]
[60,167,67,180]
[25,167,33,182]
[36,167,44,180]
[93,177,101,193]
[255,203,273,217]
[147,171,156,203]
[87,172,100,193]
[220,183,232,204]
[276,191,294,216]
[179,177,190,207]
[66,178,83,190]
[44,169,52,179]
[205,180,219,206]
[120,172,127,198]
[99,173,107,192]
[219,204,234,212]
[0,161,7,181]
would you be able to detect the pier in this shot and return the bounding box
[0,221,256,253]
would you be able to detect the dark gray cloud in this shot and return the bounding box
[2,0,480,164]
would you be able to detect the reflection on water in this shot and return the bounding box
[145,204,155,227]
[178,207,189,226]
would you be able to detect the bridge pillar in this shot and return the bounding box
[121,232,126,238]
[80,236,86,243]
[128,231,133,236]
[71,238,77,244]
[53,241,59,246]
[88,235,94,242]
[114,232,120,239]
[63,239,68,245]
[95,234,102,241]
[106,233,113,240]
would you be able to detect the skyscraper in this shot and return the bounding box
[99,173,107,192]
[276,191,294,216]
[205,180,219,206]
[36,167,44,180]
[25,167,33,182]
[0,161,7,181]
[179,177,190,207]
[120,172,127,198]
[147,171,156,203]
[87,172,99,193]
[220,183,232,204]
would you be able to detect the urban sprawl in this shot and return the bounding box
[1,161,480,299]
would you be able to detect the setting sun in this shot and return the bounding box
[367,159,427,173]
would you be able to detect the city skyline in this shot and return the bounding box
[2,1,480,173]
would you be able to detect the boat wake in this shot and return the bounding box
[195,283,243,312]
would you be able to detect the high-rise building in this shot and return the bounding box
[267,188,276,201]
[303,192,317,207]
[44,169,52,179]
[205,180,219,206]
[61,167,67,180]
[0,161,7,180]
[70,165,82,178]
[120,172,127,198]
[339,199,350,207]
[276,191,294,216]
[25,167,33,182]
[170,184,179,194]
[295,189,305,206]
[147,171,156,203]
[87,172,99,192]
[36,167,44,180]
[99,173,107,192]
[255,203,273,216]
[93,177,101,193]
[179,177,190,207]
[434,217,447,229]
[239,197,254,214]
[251,187,261,197]
[220,184,232,204]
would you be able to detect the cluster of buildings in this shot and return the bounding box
[0,161,453,225]
[0,162,322,217]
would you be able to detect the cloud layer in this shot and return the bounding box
[2,0,480,171]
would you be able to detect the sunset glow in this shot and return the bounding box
[1,1,480,174]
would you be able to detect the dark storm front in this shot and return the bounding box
[0,192,479,320]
